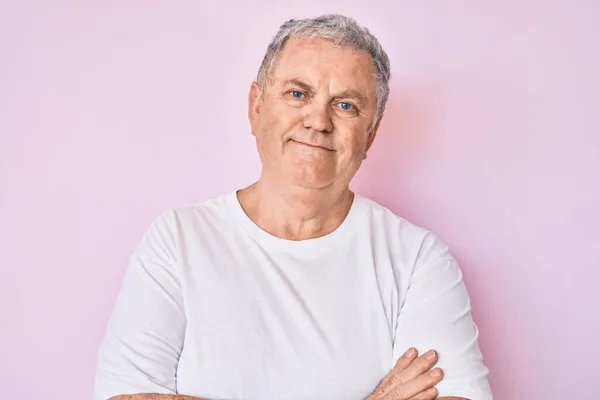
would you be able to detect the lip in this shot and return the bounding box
[291,139,333,151]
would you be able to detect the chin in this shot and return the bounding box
[289,179,331,190]
[278,155,339,189]
[285,170,336,190]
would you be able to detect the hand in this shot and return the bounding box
[366,348,444,400]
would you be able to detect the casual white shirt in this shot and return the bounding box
[94,192,492,400]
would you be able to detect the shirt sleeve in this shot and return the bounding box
[391,233,493,400]
[94,211,185,400]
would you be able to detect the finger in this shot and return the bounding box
[389,347,418,376]
[395,349,439,383]
[407,387,438,400]
[378,366,443,399]
[380,348,419,387]
[387,368,442,399]
[368,348,419,396]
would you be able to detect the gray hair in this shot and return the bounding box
[256,14,391,120]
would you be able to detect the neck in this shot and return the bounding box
[236,177,354,241]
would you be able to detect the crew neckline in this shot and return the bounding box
[224,190,363,256]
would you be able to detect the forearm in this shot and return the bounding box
[439,397,470,400]
[108,395,207,400]
[109,396,466,400]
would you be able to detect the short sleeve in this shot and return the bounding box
[392,233,493,400]
[94,211,185,400]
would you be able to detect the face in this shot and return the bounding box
[248,37,382,191]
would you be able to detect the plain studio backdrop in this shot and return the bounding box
[1,1,598,399]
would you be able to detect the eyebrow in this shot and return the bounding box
[281,78,314,94]
[333,89,367,105]
[281,78,368,106]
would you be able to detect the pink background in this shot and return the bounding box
[1,2,598,399]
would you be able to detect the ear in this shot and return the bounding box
[248,82,261,137]
[365,114,383,153]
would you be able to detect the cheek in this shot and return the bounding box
[264,99,298,126]
[338,128,369,156]
[254,110,294,158]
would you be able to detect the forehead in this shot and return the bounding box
[272,37,376,97]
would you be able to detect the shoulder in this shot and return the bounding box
[355,194,455,268]
[136,192,235,251]
[150,192,234,231]
[357,195,427,236]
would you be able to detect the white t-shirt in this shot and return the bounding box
[94,192,492,400]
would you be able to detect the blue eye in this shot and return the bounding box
[338,102,353,111]
[290,91,304,99]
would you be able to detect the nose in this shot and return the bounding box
[303,100,333,133]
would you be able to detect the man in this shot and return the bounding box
[95,14,492,400]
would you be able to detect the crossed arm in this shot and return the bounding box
[97,218,488,400]
[105,348,470,400]
[108,396,468,400]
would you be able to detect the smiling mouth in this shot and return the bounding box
[291,139,334,151]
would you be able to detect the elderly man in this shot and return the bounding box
[95,14,492,400]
